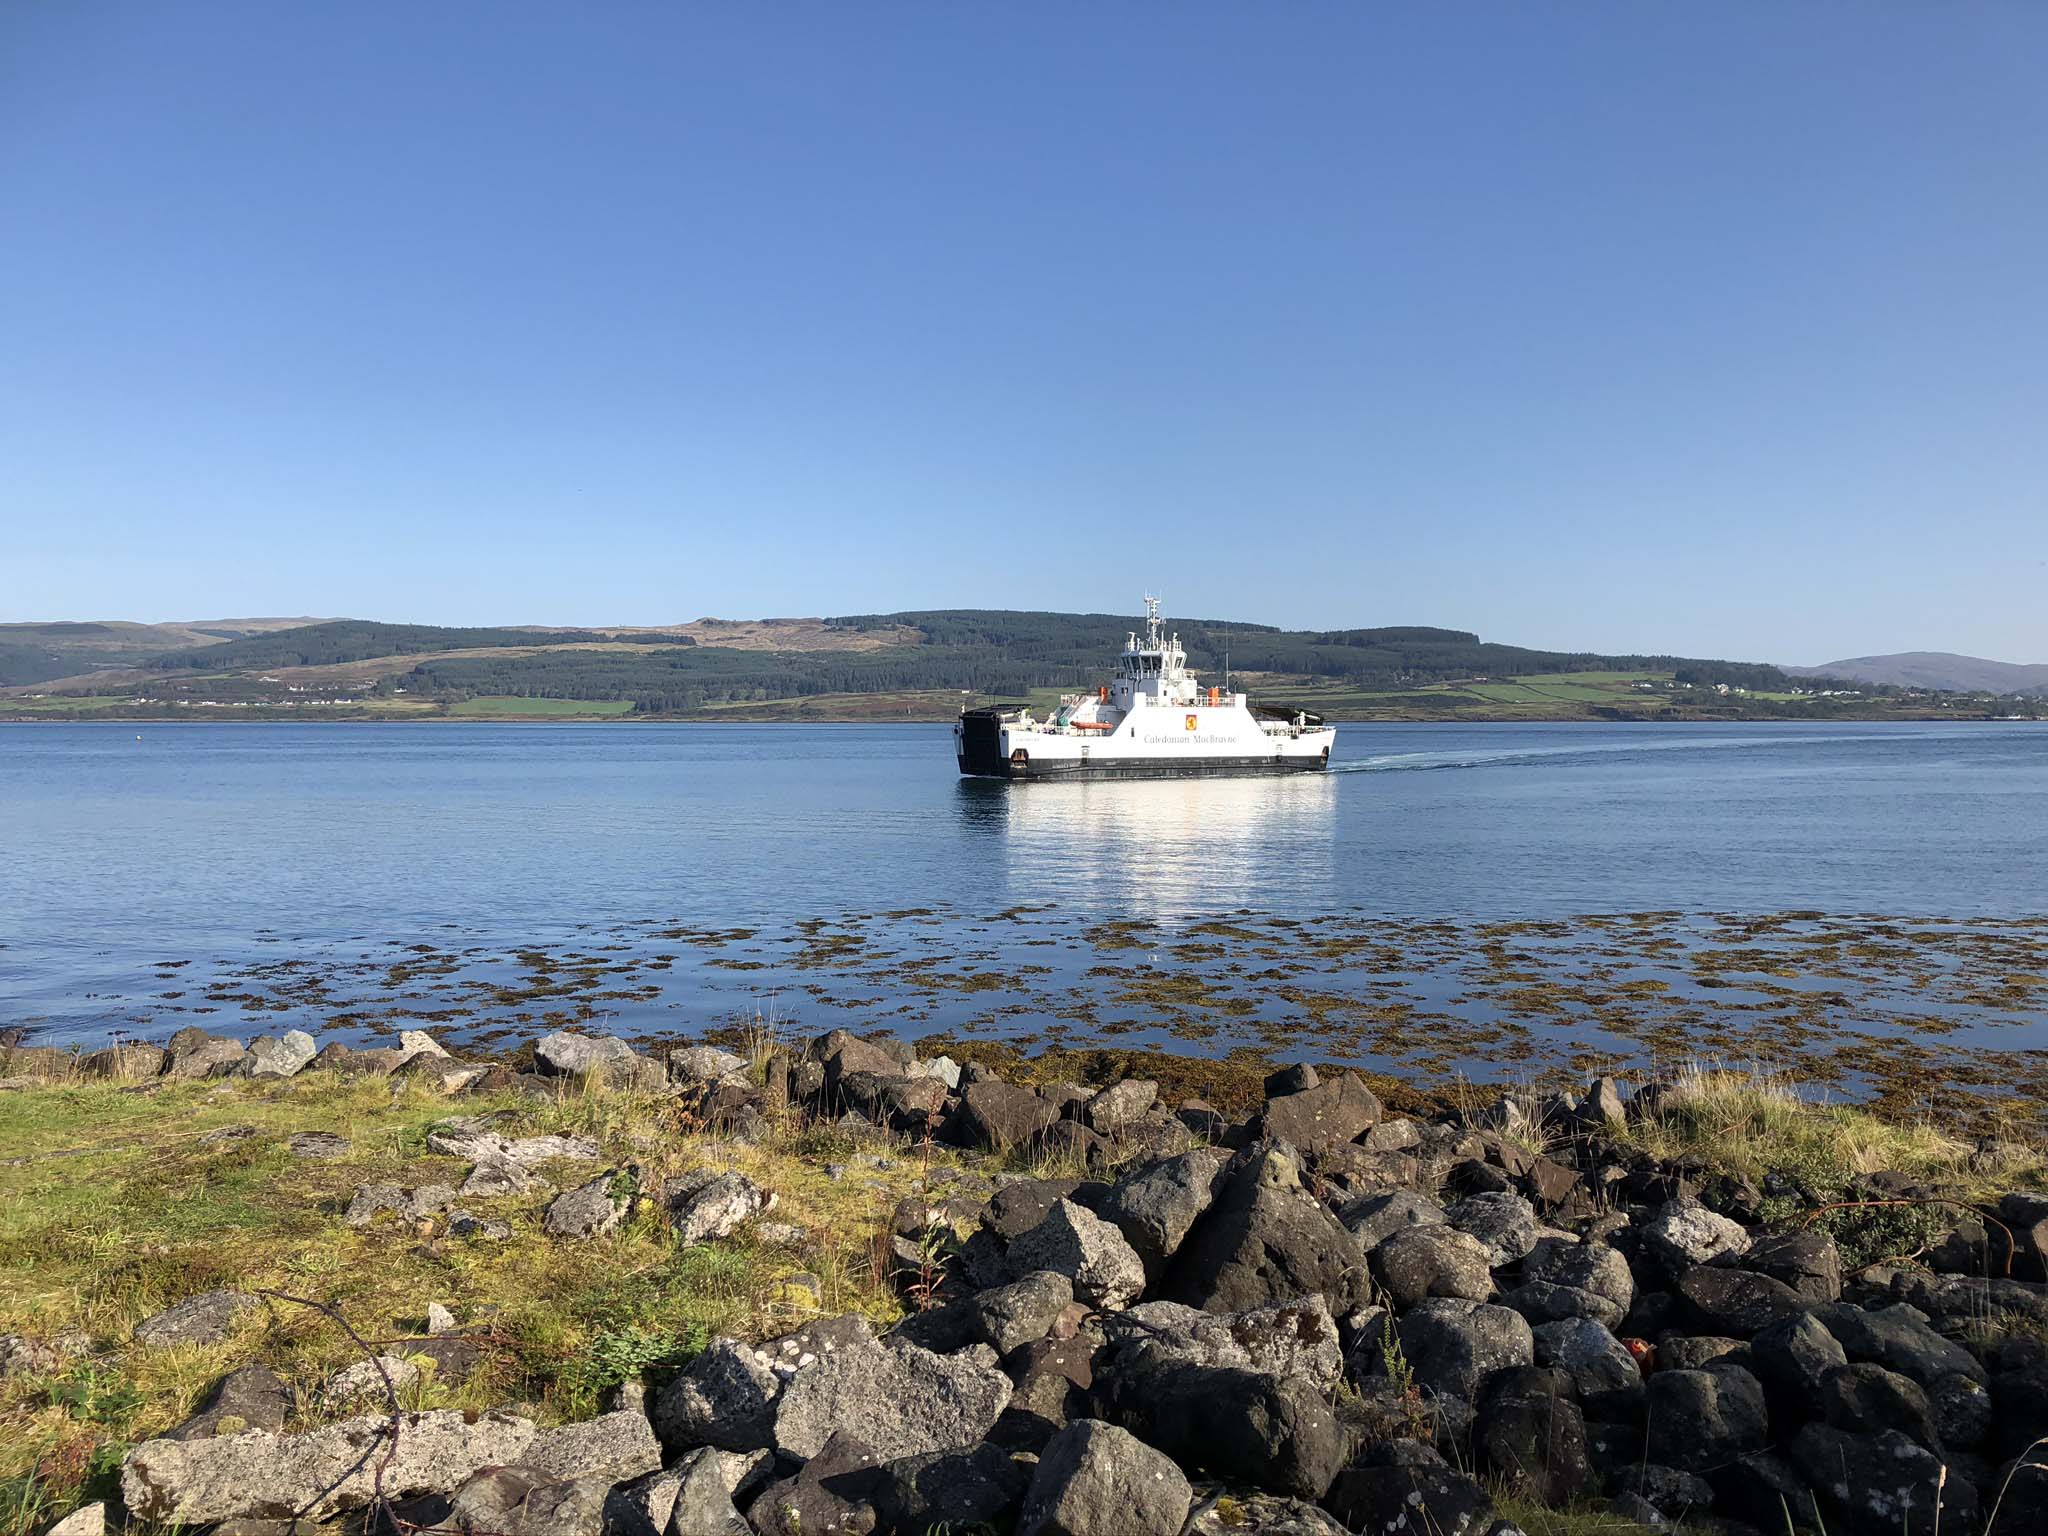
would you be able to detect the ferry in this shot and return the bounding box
[955,598,1335,779]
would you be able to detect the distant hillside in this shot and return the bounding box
[1788,652,2048,696]
[4,609,1807,718]
[0,618,332,686]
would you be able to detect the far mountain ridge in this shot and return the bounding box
[1788,651,2048,696]
[7,613,2044,720]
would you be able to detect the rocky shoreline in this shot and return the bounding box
[3,1025,2047,1535]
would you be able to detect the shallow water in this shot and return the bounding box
[3,721,2044,1093]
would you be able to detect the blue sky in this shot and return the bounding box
[4,3,2044,663]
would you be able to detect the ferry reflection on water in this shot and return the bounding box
[953,771,1340,916]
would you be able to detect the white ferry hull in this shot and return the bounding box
[956,706,1334,780]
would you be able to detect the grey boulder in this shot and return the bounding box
[1019,1419,1192,1536]
[543,1172,629,1240]
[447,1467,609,1536]
[1392,1299,1534,1404]
[1337,1189,1446,1248]
[652,1338,782,1451]
[971,1269,1076,1355]
[772,1334,1011,1461]
[534,1030,640,1078]
[1641,1197,1749,1276]
[1258,1072,1382,1155]
[1790,1423,1977,1536]
[1812,1301,1987,1387]
[526,1409,662,1483]
[122,1410,539,1522]
[167,1364,292,1440]
[248,1030,318,1078]
[876,1442,1029,1535]
[1643,1365,1768,1473]
[1370,1224,1494,1309]
[1095,1147,1232,1279]
[133,1289,259,1348]
[1445,1190,1540,1268]
[665,1169,771,1245]
[1159,1145,1369,1316]
[1006,1199,1146,1310]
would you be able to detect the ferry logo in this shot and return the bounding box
[1185,714,1199,730]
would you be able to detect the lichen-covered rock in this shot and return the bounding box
[248,1030,317,1078]
[1323,1443,1496,1536]
[1109,1295,1343,1394]
[1370,1224,1494,1309]
[1475,1379,1592,1506]
[1817,1362,1941,1451]
[652,1338,782,1451]
[542,1172,628,1240]
[526,1409,662,1483]
[426,1123,600,1167]
[40,1504,103,1536]
[772,1334,1011,1461]
[319,1353,420,1412]
[1521,1237,1634,1316]
[1642,1197,1750,1276]
[1678,1265,1812,1336]
[1181,1488,1351,1535]
[1790,1423,1979,1536]
[1082,1078,1158,1136]
[167,1365,291,1440]
[1531,1318,1642,1411]
[1745,1230,1843,1302]
[664,1169,770,1245]
[121,1410,539,1522]
[971,1270,1076,1354]
[1445,1190,1539,1268]
[1811,1301,1987,1387]
[1337,1188,1446,1248]
[133,1289,258,1348]
[534,1031,640,1078]
[1006,1200,1146,1310]
[668,1044,749,1085]
[1258,1073,1381,1154]
[1019,1419,1191,1536]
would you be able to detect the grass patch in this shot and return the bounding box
[447,696,633,717]
[1611,1064,2044,1265]
[0,1073,968,1529]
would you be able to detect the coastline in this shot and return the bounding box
[3,1027,2044,1533]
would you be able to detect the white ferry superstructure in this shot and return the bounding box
[954,598,1335,779]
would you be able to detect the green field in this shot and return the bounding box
[1067,669,1682,721]
[447,696,633,718]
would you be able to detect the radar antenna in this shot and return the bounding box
[1142,592,1164,649]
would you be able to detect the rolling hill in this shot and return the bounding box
[0,618,331,686]
[1787,652,2048,696]
[2,612,2040,722]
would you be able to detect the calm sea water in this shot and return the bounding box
[3,721,2044,1077]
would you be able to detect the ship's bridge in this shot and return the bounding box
[1110,595,1209,709]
